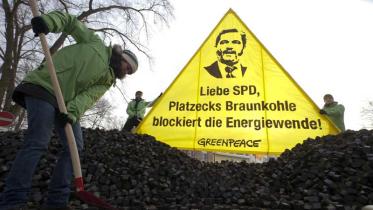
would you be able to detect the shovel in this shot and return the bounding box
[28,0,118,209]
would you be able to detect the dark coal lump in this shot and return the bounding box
[0,128,372,209]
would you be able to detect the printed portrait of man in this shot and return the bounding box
[204,28,247,78]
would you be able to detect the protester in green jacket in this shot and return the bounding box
[320,94,345,132]
[0,11,138,210]
[122,91,158,132]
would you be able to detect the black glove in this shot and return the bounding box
[319,109,327,115]
[31,16,49,36]
[56,112,73,127]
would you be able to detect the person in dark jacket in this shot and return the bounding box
[0,11,138,210]
[320,94,345,132]
[122,91,159,132]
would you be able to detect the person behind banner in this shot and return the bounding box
[122,91,160,132]
[319,94,345,132]
[204,28,247,79]
[0,11,138,210]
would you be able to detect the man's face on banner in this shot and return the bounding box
[216,31,243,66]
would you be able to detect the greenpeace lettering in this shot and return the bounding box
[197,138,261,148]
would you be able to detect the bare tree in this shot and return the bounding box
[361,101,373,129]
[80,97,112,128]
[0,0,173,129]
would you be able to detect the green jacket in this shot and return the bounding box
[126,99,151,119]
[23,11,115,123]
[323,102,345,132]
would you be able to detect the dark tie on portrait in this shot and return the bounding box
[225,66,237,78]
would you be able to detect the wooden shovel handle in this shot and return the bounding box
[29,0,83,190]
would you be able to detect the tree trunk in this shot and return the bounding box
[3,28,22,111]
[0,1,15,109]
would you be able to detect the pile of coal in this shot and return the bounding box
[0,128,372,210]
[260,130,373,210]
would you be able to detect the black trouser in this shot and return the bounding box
[123,117,142,132]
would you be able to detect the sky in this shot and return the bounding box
[109,0,373,130]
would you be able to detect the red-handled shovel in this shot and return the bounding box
[28,0,118,209]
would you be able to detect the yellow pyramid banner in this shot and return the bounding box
[137,9,339,155]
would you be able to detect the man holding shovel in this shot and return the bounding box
[0,11,138,210]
